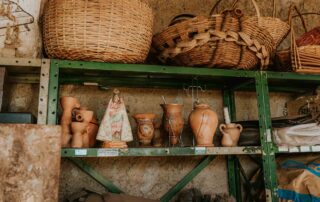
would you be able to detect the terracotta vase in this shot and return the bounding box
[161,104,184,146]
[220,123,243,147]
[133,113,156,146]
[60,96,80,147]
[152,120,163,147]
[75,110,94,148]
[189,103,218,147]
[71,122,87,148]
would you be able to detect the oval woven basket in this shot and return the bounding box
[43,0,153,63]
[153,0,274,70]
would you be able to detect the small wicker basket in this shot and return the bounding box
[43,0,153,63]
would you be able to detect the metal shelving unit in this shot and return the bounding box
[3,57,320,202]
[47,59,267,202]
[0,57,50,124]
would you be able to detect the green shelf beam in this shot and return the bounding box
[266,71,320,81]
[61,147,262,157]
[255,72,278,202]
[68,158,123,194]
[53,59,257,78]
[160,156,216,202]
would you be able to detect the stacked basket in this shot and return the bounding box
[43,0,153,63]
[152,0,290,70]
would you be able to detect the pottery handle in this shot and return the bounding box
[236,124,243,133]
[219,124,226,133]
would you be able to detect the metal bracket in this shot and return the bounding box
[37,59,50,124]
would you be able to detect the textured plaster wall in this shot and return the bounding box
[2,0,319,201]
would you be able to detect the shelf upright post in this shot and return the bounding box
[255,72,278,202]
[223,90,242,202]
[47,59,60,124]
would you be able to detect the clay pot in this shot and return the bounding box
[60,96,80,147]
[220,123,243,147]
[133,113,156,146]
[76,109,99,148]
[189,103,218,147]
[71,122,87,148]
[161,104,184,146]
[152,120,163,147]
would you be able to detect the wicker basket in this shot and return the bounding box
[290,6,320,73]
[43,0,153,63]
[253,0,290,48]
[153,0,274,70]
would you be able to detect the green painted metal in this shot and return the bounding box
[61,147,262,157]
[160,156,216,202]
[53,59,257,78]
[47,60,59,124]
[255,72,278,202]
[267,71,320,81]
[68,158,123,193]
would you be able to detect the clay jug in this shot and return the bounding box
[133,113,156,146]
[152,120,163,147]
[189,103,218,147]
[161,104,184,146]
[220,123,243,147]
[71,122,87,148]
[75,110,94,148]
[60,96,80,147]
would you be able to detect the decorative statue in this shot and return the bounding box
[96,89,133,148]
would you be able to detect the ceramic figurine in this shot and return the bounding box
[60,96,80,147]
[220,123,243,147]
[133,113,156,146]
[96,89,133,148]
[74,110,94,148]
[76,108,99,148]
[161,103,184,146]
[189,103,218,147]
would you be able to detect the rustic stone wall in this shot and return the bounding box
[2,0,319,201]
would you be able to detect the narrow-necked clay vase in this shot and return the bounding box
[133,113,156,146]
[220,123,243,147]
[75,110,94,148]
[60,96,80,147]
[161,104,184,146]
[153,120,163,147]
[71,122,87,148]
[189,103,218,147]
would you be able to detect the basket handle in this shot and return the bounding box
[169,14,196,26]
[209,0,239,16]
[251,0,261,19]
[288,5,308,33]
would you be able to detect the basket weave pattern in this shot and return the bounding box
[43,0,153,63]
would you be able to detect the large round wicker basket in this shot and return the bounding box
[43,0,153,63]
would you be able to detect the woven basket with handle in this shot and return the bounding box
[152,0,274,70]
[254,0,290,48]
[290,5,320,74]
[43,0,153,63]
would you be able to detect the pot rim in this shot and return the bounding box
[133,113,157,119]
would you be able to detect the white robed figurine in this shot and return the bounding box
[96,89,133,148]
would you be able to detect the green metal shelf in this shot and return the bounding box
[61,146,262,157]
